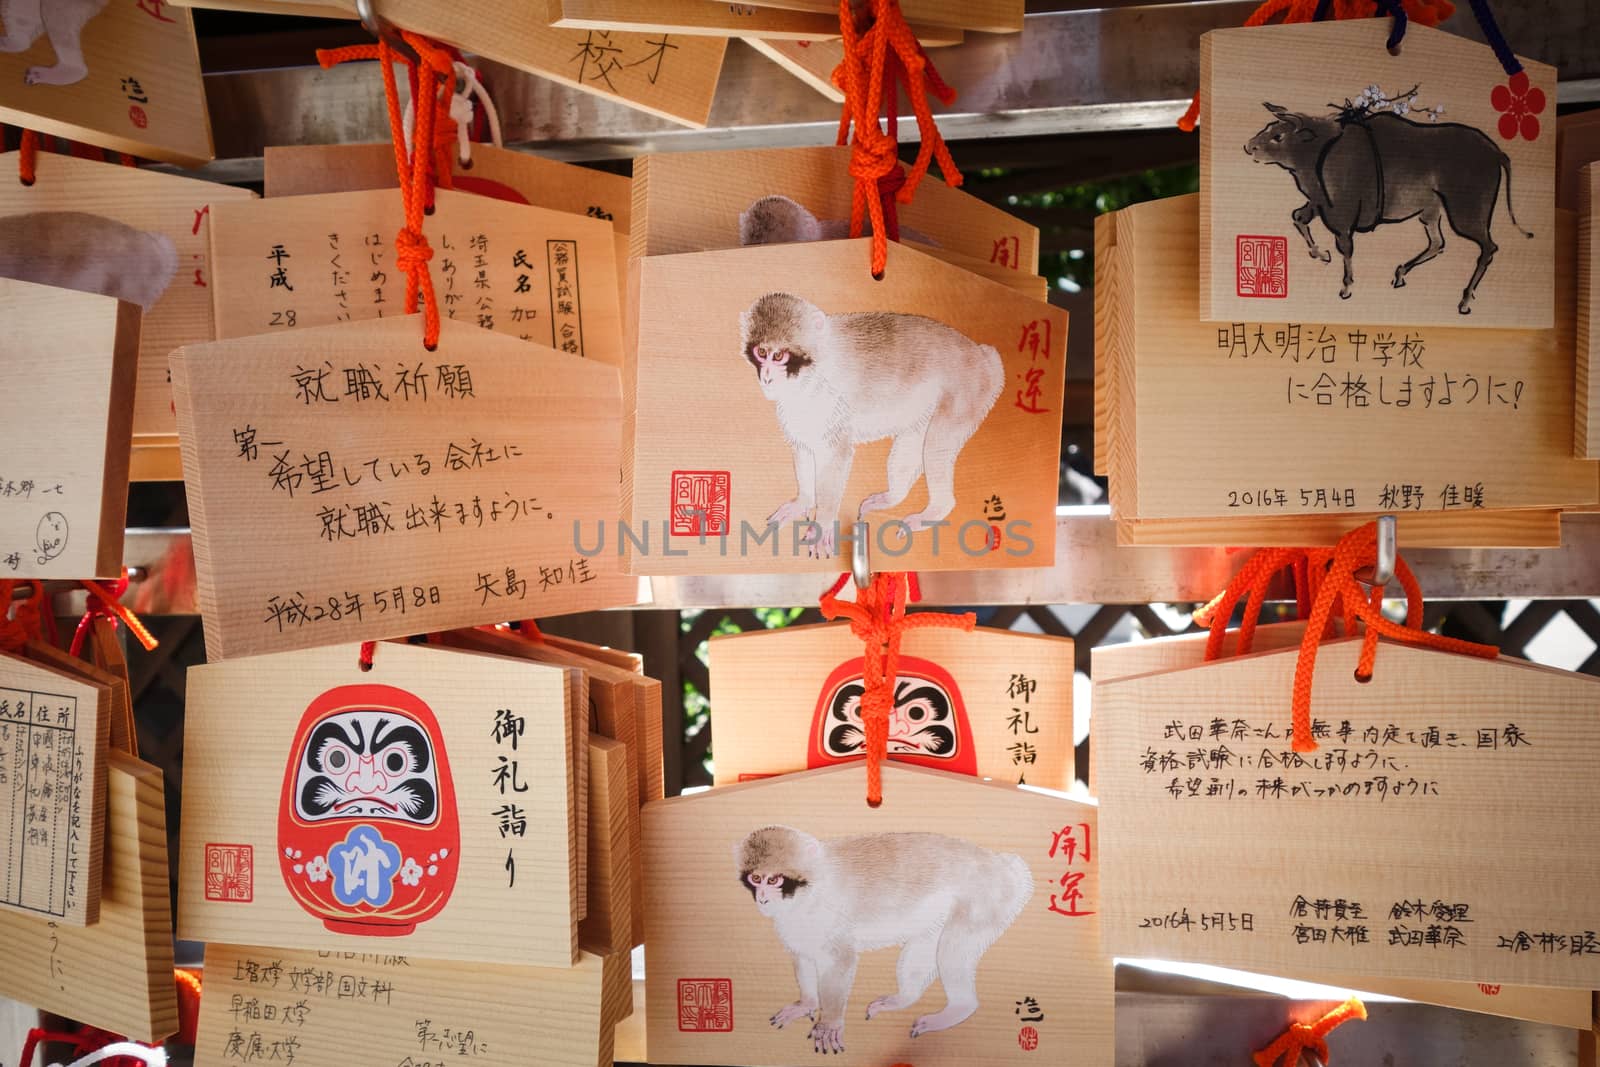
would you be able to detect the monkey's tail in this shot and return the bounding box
[1499,151,1534,240]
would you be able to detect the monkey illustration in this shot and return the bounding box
[739,194,938,248]
[741,292,1003,557]
[736,825,1033,1054]
[0,0,109,86]
[0,211,178,310]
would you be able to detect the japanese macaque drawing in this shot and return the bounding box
[741,293,1003,557]
[736,826,1033,1054]
[0,0,109,86]
[0,211,178,310]
[739,194,937,248]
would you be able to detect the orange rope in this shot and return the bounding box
[1196,523,1497,752]
[1253,997,1367,1067]
[833,0,960,276]
[1176,0,1454,132]
[69,572,157,657]
[18,128,38,185]
[318,33,456,349]
[0,581,47,653]
[819,572,974,804]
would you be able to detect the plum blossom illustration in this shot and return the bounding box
[1491,70,1545,141]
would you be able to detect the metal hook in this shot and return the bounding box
[1353,514,1397,590]
[356,0,420,66]
[851,522,872,591]
[1299,1051,1327,1067]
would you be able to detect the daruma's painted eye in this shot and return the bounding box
[386,750,406,773]
[325,748,348,772]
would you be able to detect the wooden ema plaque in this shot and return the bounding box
[0,0,210,163]
[24,637,131,759]
[743,38,847,102]
[1091,622,1594,1034]
[195,943,633,1067]
[209,188,622,366]
[1101,194,1596,524]
[0,277,138,579]
[0,751,177,1041]
[169,0,727,127]
[627,240,1065,574]
[738,0,1021,33]
[0,151,255,452]
[1094,638,1600,987]
[1201,21,1555,328]
[548,0,961,42]
[263,144,633,232]
[709,622,1074,790]
[644,763,1111,1066]
[634,145,1039,273]
[171,316,638,661]
[580,737,633,955]
[0,650,108,926]
[1580,162,1598,458]
[179,641,580,967]
[437,627,648,945]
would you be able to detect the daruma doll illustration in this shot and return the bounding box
[277,684,460,935]
[808,656,977,776]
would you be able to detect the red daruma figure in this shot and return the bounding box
[808,657,977,776]
[278,685,459,935]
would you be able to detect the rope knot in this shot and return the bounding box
[1252,997,1366,1067]
[394,226,434,272]
[70,573,157,658]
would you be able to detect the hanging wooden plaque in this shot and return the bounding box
[209,187,622,366]
[1091,622,1594,1032]
[580,737,633,954]
[178,641,580,967]
[1115,510,1564,548]
[634,145,1038,272]
[171,316,638,661]
[1103,193,1596,523]
[548,0,959,42]
[627,240,1065,574]
[0,751,177,1041]
[0,152,255,457]
[88,618,136,757]
[1095,638,1600,987]
[1201,21,1555,328]
[170,0,727,127]
[263,144,633,231]
[0,650,108,926]
[0,277,138,580]
[709,622,1074,789]
[0,0,210,164]
[437,626,646,944]
[22,636,131,758]
[744,38,846,102]
[1580,162,1598,458]
[644,763,1111,1066]
[738,0,1020,32]
[195,943,633,1067]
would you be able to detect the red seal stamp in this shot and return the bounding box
[1237,235,1288,298]
[671,471,730,537]
[128,104,149,129]
[205,843,253,902]
[678,978,733,1032]
[1019,1025,1040,1051]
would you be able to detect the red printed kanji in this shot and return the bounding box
[1237,235,1288,298]
[136,0,177,22]
[1017,319,1052,362]
[1018,1026,1040,1051]
[1047,870,1093,917]
[1478,983,1502,996]
[990,236,1021,270]
[191,205,210,235]
[1048,822,1092,864]
[204,843,253,902]
[671,471,730,537]
[678,978,733,1032]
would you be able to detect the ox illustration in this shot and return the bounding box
[1245,101,1532,314]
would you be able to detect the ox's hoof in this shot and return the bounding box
[1392,272,1407,289]
[1315,250,1331,264]
[1458,303,1473,315]
[1339,289,1352,300]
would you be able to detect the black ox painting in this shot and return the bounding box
[1201,20,1555,329]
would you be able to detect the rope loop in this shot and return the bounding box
[1253,997,1366,1067]
[819,572,974,804]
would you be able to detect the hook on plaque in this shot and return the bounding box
[1299,1051,1327,1067]
[1365,514,1398,590]
[356,0,421,66]
[851,522,872,591]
